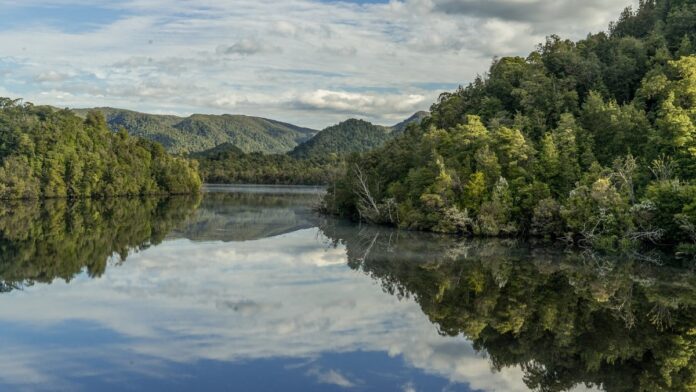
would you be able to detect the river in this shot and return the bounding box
[0,185,694,391]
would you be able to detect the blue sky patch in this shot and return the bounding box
[0,4,128,33]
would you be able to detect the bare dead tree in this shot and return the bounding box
[357,232,380,264]
[607,285,636,329]
[353,164,381,221]
[578,208,609,249]
[612,155,637,204]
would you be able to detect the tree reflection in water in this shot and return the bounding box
[2,193,696,391]
[0,196,200,290]
[320,218,696,392]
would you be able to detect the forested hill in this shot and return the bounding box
[73,108,317,154]
[289,119,392,160]
[193,112,429,185]
[324,0,696,256]
[0,99,201,199]
[290,113,429,160]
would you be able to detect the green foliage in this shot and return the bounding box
[193,113,427,185]
[324,0,696,255]
[645,179,696,244]
[561,177,634,251]
[290,119,393,160]
[194,143,342,185]
[75,108,428,158]
[192,112,427,185]
[73,108,318,154]
[0,99,201,199]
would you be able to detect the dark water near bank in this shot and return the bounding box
[1,185,695,391]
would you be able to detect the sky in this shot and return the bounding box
[0,0,638,129]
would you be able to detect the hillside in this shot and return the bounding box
[73,108,317,154]
[324,0,696,257]
[192,112,429,185]
[192,142,246,159]
[290,112,429,160]
[289,119,392,160]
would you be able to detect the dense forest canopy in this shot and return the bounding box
[289,119,393,160]
[0,99,201,199]
[324,0,696,255]
[193,143,342,185]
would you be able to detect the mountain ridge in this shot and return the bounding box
[73,106,428,156]
[73,107,318,154]
[289,112,430,159]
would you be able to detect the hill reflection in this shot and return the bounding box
[171,190,322,242]
[0,189,323,291]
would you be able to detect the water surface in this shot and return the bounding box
[0,186,695,391]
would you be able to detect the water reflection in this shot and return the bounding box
[0,196,200,291]
[0,189,694,391]
[171,188,323,242]
[321,219,696,391]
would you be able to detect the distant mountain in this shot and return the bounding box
[391,111,429,133]
[289,119,392,160]
[73,108,317,154]
[189,111,430,185]
[289,112,429,159]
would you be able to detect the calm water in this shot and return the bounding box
[1,186,695,391]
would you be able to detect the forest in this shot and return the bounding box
[0,99,202,199]
[194,118,400,185]
[194,143,342,185]
[323,0,696,255]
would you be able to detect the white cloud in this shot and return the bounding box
[0,0,639,128]
[293,89,426,117]
[307,367,357,388]
[34,70,70,83]
[272,20,300,36]
[320,44,358,57]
